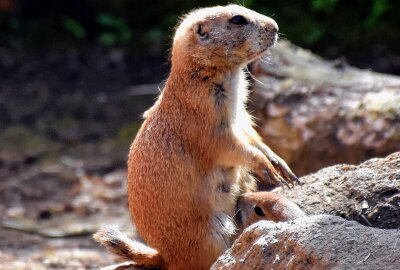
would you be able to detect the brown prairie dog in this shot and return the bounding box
[236,192,306,233]
[97,4,299,270]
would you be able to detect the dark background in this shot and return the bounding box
[1,0,400,70]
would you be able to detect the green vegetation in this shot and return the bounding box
[0,0,399,56]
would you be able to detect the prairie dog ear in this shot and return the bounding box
[193,22,210,40]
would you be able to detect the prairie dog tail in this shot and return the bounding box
[93,226,165,268]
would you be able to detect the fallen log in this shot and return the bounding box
[250,41,400,175]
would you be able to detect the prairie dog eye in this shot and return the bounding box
[229,15,248,25]
[254,206,265,217]
[194,24,209,39]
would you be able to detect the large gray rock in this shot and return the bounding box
[212,215,400,270]
[275,152,400,229]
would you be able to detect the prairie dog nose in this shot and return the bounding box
[265,18,278,34]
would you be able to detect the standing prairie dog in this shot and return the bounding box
[96,4,299,270]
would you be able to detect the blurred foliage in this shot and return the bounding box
[0,0,399,56]
[63,18,86,39]
[96,13,131,46]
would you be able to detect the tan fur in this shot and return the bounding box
[237,192,306,233]
[99,5,298,270]
[93,226,165,268]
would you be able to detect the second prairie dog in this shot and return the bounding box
[124,4,297,270]
[237,192,306,233]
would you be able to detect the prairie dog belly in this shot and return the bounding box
[208,166,241,214]
[206,167,241,250]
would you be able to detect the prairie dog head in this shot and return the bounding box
[173,5,278,68]
[237,192,306,231]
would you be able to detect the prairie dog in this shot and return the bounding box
[236,192,306,233]
[97,4,298,270]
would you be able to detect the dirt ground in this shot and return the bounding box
[0,147,136,267]
[0,156,134,269]
[0,47,163,269]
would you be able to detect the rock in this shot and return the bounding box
[100,261,144,270]
[275,152,400,229]
[212,215,400,270]
[250,41,400,175]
